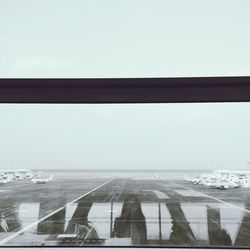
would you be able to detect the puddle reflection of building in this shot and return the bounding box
[37,199,67,235]
[167,203,195,244]
[141,202,171,241]
[235,204,250,246]
[169,202,249,247]
[64,200,99,242]
[0,214,9,232]
[0,203,21,233]
[1,196,250,247]
[113,194,147,245]
[207,206,232,246]
[33,199,250,247]
[37,197,99,244]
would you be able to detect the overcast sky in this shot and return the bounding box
[0,0,250,77]
[0,103,250,171]
[0,1,250,171]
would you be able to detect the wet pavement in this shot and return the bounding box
[1,177,250,247]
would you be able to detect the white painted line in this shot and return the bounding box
[171,182,250,214]
[153,190,169,199]
[144,190,169,199]
[174,189,208,197]
[0,190,10,193]
[0,179,113,246]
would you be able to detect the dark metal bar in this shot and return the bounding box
[110,201,113,238]
[0,77,250,103]
[158,203,162,241]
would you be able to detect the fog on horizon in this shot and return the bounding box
[0,103,250,172]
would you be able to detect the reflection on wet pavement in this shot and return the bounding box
[113,194,146,245]
[1,178,250,247]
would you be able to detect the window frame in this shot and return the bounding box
[0,77,250,250]
[0,77,250,103]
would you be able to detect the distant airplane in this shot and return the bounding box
[0,176,11,184]
[0,179,9,184]
[187,170,250,190]
[31,175,54,184]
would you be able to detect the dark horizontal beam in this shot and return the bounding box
[0,77,250,103]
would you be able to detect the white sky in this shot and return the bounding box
[0,103,250,171]
[0,1,250,171]
[0,0,250,77]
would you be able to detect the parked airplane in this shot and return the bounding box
[31,175,54,184]
[0,175,12,184]
[0,179,10,184]
[188,170,250,190]
[216,180,239,190]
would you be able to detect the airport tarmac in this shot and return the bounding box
[0,174,250,247]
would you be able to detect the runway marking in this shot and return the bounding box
[169,182,250,214]
[0,190,10,193]
[144,190,169,199]
[174,189,208,197]
[0,179,113,246]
